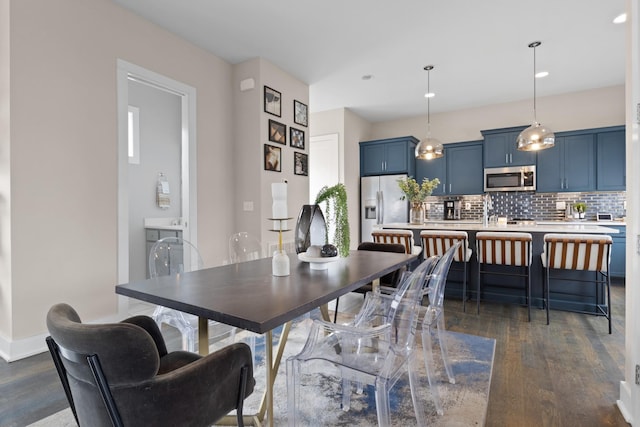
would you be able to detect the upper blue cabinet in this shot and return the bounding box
[360,136,418,176]
[537,133,596,192]
[596,127,625,191]
[416,141,483,196]
[482,126,537,168]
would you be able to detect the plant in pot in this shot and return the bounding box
[314,183,350,257]
[573,202,587,219]
[397,177,440,224]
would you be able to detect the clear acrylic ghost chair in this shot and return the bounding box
[229,232,264,264]
[418,242,459,415]
[287,256,439,427]
[228,232,266,364]
[149,237,236,353]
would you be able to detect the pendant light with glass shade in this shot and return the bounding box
[516,41,555,151]
[415,65,444,159]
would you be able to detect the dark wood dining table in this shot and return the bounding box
[115,250,416,426]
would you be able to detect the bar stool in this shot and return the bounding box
[542,233,613,333]
[371,229,422,256]
[420,230,473,312]
[476,232,533,320]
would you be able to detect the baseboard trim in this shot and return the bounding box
[617,380,634,423]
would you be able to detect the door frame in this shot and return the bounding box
[116,60,197,300]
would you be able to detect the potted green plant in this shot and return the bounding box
[397,177,440,224]
[315,183,350,257]
[573,202,587,219]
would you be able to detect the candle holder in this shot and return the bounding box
[268,217,292,276]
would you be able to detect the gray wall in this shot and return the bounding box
[128,80,182,281]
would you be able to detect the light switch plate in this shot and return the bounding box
[243,201,254,211]
[556,201,566,210]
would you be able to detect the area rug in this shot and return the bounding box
[28,318,495,426]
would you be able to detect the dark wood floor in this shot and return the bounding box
[0,283,629,427]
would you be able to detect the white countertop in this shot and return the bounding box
[144,217,185,231]
[381,222,620,234]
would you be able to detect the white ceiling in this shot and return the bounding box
[113,0,626,123]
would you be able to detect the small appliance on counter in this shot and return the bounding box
[597,212,613,222]
[444,199,461,220]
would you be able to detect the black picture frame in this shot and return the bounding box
[264,86,281,117]
[268,119,286,145]
[294,100,308,127]
[289,127,305,149]
[264,144,281,172]
[294,152,308,176]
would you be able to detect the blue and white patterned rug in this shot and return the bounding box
[239,317,495,426]
[29,318,495,427]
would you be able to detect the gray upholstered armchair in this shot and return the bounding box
[46,303,255,427]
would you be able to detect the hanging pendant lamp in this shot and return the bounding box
[415,65,444,159]
[517,41,555,151]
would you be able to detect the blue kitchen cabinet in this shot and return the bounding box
[447,142,483,195]
[416,141,483,195]
[360,136,418,176]
[608,225,626,278]
[482,126,536,168]
[596,127,625,191]
[536,133,595,192]
[416,152,446,195]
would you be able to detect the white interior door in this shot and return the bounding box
[309,133,340,241]
[309,133,340,203]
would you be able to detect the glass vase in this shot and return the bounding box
[294,205,327,254]
[410,202,425,224]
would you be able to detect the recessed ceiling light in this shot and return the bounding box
[535,71,549,78]
[361,74,373,80]
[613,13,627,24]
[424,92,435,98]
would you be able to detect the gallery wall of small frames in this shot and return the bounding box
[263,85,308,176]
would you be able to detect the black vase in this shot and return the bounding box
[294,204,327,254]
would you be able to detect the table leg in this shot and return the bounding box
[217,321,292,426]
[319,303,330,322]
[198,316,209,355]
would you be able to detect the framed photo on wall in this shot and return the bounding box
[294,100,308,127]
[268,119,286,145]
[264,86,281,117]
[294,152,308,176]
[290,127,305,149]
[264,144,281,172]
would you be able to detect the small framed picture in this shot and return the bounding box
[268,119,286,145]
[264,86,281,117]
[290,127,305,149]
[294,100,308,127]
[264,144,281,172]
[294,152,308,176]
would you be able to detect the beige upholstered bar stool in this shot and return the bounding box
[372,229,423,256]
[542,233,613,333]
[420,230,473,311]
[476,232,533,320]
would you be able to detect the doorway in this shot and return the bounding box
[116,60,197,311]
[309,133,341,202]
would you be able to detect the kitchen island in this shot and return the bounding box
[378,221,621,317]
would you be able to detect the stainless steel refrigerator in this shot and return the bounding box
[360,174,409,242]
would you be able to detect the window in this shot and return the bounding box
[128,106,140,164]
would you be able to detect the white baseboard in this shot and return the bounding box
[0,308,136,362]
[617,380,634,423]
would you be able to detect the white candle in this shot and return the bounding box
[272,181,288,230]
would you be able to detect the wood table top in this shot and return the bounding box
[116,250,416,334]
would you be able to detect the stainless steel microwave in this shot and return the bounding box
[484,165,536,192]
